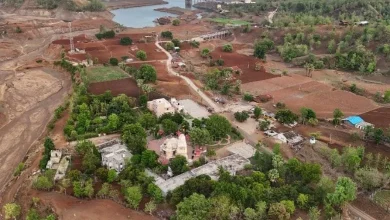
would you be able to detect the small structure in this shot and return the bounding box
[46,150,62,169]
[356,21,369,26]
[264,130,278,137]
[99,139,132,173]
[343,116,373,130]
[339,20,350,26]
[276,131,304,146]
[147,98,175,117]
[160,134,188,160]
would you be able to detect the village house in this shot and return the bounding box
[276,131,304,146]
[170,98,185,113]
[99,139,132,173]
[46,150,62,169]
[147,98,176,117]
[160,134,188,161]
[343,116,374,130]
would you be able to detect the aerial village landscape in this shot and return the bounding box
[1,0,390,219]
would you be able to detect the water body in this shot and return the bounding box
[111,0,191,28]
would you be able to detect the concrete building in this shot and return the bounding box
[147,98,175,117]
[46,150,62,169]
[147,154,249,195]
[99,139,132,173]
[276,131,304,146]
[343,116,373,130]
[160,134,188,160]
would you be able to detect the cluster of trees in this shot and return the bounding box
[63,88,137,140]
[203,68,241,96]
[168,147,356,219]
[39,137,55,170]
[254,38,274,59]
[136,50,147,61]
[161,31,173,39]
[66,0,105,11]
[275,109,298,124]
[0,0,24,6]
[120,37,133,46]
[364,126,390,144]
[95,30,115,40]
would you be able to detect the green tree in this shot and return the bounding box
[342,147,363,172]
[333,108,344,125]
[109,57,118,66]
[275,109,298,124]
[259,120,271,131]
[161,31,173,39]
[122,123,147,154]
[82,150,101,173]
[280,200,295,214]
[300,107,316,124]
[209,195,239,220]
[189,128,212,147]
[354,168,384,191]
[3,203,21,220]
[125,186,143,209]
[141,150,159,169]
[206,115,231,140]
[107,169,117,183]
[32,175,54,191]
[162,119,178,134]
[328,39,336,53]
[201,48,210,58]
[26,208,40,220]
[97,183,111,198]
[165,42,175,50]
[176,193,211,220]
[138,113,157,130]
[136,50,147,61]
[297,194,309,209]
[243,93,254,101]
[327,177,357,208]
[222,44,233,52]
[254,43,267,59]
[107,113,120,131]
[13,162,24,176]
[135,64,156,83]
[169,155,189,175]
[147,183,164,203]
[172,19,181,26]
[254,107,262,120]
[234,111,249,122]
[172,38,181,47]
[120,37,133,45]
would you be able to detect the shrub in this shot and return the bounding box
[222,44,233,52]
[120,37,133,45]
[172,19,181,26]
[201,48,210,58]
[95,30,115,40]
[234,111,249,122]
[190,40,200,48]
[216,59,224,66]
[15,26,22,33]
[161,31,173,39]
[165,42,175,50]
[109,58,119,66]
[172,39,181,47]
[243,93,254,102]
[136,50,147,61]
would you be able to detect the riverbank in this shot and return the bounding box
[154,6,188,15]
[105,0,168,10]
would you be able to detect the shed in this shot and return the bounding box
[344,116,364,126]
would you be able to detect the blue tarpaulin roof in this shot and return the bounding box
[344,116,364,125]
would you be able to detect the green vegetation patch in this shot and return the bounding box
[208,18,250,25]
[87,66,129,83]
[374,190,390,210]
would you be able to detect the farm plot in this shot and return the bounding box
[360,107,390,129]
[88,78,141,97]
[52,34,166,64]
[211,46,278,83]
[263,81,377,118]
[86,66,129,83]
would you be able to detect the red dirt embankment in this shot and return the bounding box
[360,107,390,129]
[37,192,157,220]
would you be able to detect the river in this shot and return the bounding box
[111,0,192,28]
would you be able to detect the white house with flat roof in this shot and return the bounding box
[147,98,175,117]
[98,139,132,173]
[46,150,62,169]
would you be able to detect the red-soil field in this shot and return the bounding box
[52,34,166,64]
[37,192,157,220]
[265,81,378,118]
[88,78,141,97]
[360,107,390,129]
[211,47,278,83]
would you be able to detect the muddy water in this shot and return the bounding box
[111,0,191,28]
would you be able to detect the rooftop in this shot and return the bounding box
[344,116,364,125]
